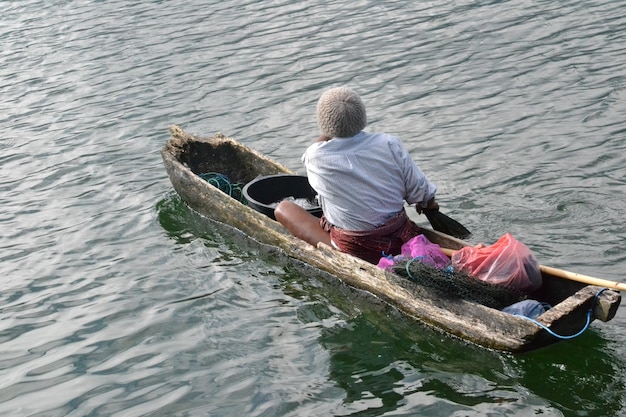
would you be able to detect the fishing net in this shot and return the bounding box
[199,172,247,204]
[391,258,527,309]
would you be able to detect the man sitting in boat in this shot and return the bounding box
[275,86,439,264]
[274,87,439,263]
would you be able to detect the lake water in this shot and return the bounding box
[2,0,625,416]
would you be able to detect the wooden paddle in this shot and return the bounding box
[423,209,471,239]
[439,247,626,291]
[537,265,626,291]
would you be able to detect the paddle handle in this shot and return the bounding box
[439,247,626,291]
[538,265,626,291]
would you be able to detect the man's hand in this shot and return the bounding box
[416,197,439,214]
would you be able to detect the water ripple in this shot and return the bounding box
[1,0,625,415]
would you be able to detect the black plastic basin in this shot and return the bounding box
[243,174,322,220]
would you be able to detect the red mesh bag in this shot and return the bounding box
[451,233,542,292]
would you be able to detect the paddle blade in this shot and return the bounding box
[423,209,471,239]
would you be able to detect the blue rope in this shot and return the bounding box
[198,172,247,204]
[405,256,422,275]
[404,256,454,278]
[518,310,592,340]
[515,288,608,340]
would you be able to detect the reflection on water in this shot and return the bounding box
[3,0,626,414]
[317,304,624,416]
[514,332,625,416]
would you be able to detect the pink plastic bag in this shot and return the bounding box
[377,234,450,271]
[401,234,451,269]
[451,233,542,292]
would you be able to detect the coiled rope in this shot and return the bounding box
[198,172,247,204]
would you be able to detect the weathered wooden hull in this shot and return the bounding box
[161,125,621,353]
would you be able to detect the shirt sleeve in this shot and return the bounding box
[389,139,437,206]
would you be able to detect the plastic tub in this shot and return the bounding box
[243,174,322,220]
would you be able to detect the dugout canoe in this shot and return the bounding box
[161,125,621,353]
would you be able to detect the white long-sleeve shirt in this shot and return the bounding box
[302,131,436,231]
